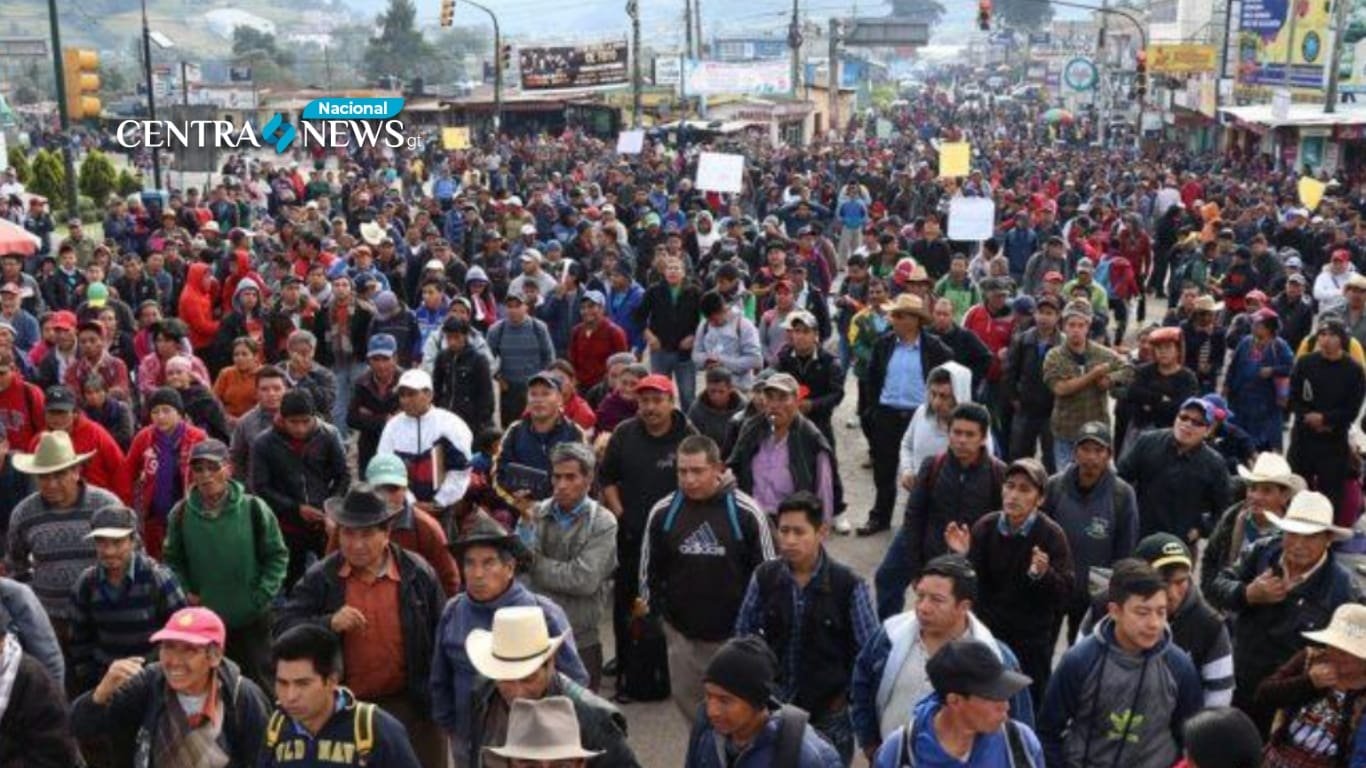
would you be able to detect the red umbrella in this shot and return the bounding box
[0,218,40,257]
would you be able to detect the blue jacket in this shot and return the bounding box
[1037,617,1203,768]
[259,688,419,767]
[684,707,843,768]
[1003,227,1039,277]
[850,612,1034,751]
[429,581,588,746]
[874,694,1045,768]
[607,282,646,351]
[0,576,64,684]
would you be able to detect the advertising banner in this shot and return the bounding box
[518,40,629,91]
[683,59,792,96]
[1237,0,1333,88]
[1147,44,1218,73]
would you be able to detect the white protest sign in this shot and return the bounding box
[947,196,996,241]
[695,152,745,194]
[616,129,645,154]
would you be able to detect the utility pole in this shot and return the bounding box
[1282,1,1299,90]
[694,0,703,58]
[685,0,694,58]
[324,44,333,90]
[629,0,642,126]
[788,0,801,98]
[1325,0,1350,112]
[828,17,840,139]
[1097,0,1109,148]
[461,0,502,135]
[141,0,162,191]
[46,0,79,217]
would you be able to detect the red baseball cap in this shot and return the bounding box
[1043,271,1064,283]
[635,374,676,396]
[49,310,77,332]
[150,607,227,648]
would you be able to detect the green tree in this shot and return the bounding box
[115,169,144,197]
[995,0,1053,31]
[891,0,947,26]
[233,25,295,68]
[78,150,117,206]
[29,150,66,210]
[364,0,434,83]
[7,147,30,186]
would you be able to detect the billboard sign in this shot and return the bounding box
[683,59,792,96]
[1237,0,1332,88]
[518,40,629,91]
[1147,43,1218,73]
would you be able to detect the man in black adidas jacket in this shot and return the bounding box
[638,434,775,722]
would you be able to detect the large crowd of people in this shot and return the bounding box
[2,82,1366,768]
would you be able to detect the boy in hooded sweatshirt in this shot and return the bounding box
[177,262,220,359]
[1037,558,1202,768]
[898,363,996,486]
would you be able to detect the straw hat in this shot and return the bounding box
[467,606,566,681]
[484,697,604,761]
[882,293,931,321]
[1237,453,1307,493]
[12,431,94,475]
[1264,491,1352,540]
[1303,604,1366,660]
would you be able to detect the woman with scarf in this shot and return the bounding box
[1224,309,1295,452]
[135,318,211,409]
[125,387,207,558]
[164,355,230,443]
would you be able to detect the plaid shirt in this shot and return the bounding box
[1041,341,1122,440]
[733,551,879,706]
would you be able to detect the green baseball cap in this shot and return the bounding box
[365,454,408,488]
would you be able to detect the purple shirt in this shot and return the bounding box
[751,432,835,520]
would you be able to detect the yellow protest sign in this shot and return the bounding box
[939,142,971,178]
[442,127,471,150]
[1298,176,1326,211]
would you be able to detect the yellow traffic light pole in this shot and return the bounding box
[46,0,84,217]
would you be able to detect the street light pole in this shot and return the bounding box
[628,0,642,127]
[788,0,801,98]
[141,0,162,191]
[460,0,502,135]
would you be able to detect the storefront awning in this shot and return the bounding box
[1219,103,1366,129]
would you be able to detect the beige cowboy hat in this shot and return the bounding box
[12,431,94,475]
[484,696,603,761]
[467,606,566,681]
[1237,453,1307,494]
[1264,491,1352,540]
[359,221,386,247]
[1192,295,1218,314]
[1304,603,1366,660]
[882,293,932,322]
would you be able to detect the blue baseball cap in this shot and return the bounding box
[1179,396,1216,426]
[367,333,397,359]
[580,290,606,307]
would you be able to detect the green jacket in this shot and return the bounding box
[847,308,890,379]
[934,275,980,321]
[163,480,289,629]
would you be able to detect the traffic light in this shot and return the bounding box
[501,43,513,71]
[978,0,992,31]
[1135,49,1148,100]
[440,0,454,27]
[63,48,101,120]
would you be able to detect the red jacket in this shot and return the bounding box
[125,422,207,520]
[963,303,1014,382]
[567,319,628,389]
[178,263,220,352]
[0,376,45,449]
[30,413,130,504]
[220,250,269,314]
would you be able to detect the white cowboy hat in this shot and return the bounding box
[359,221,386,246]
[466,606,566,681]
[484,696,603,761]
[1237,453,1307,493]
[11,431,94,475]
[1264,491,1352,540]
[1304,603,1366,660]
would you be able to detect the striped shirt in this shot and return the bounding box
[5,484,122,620]
[68,552,187,689]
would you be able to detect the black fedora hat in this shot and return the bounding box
[451,509,530,566]
[323,484,399,529]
